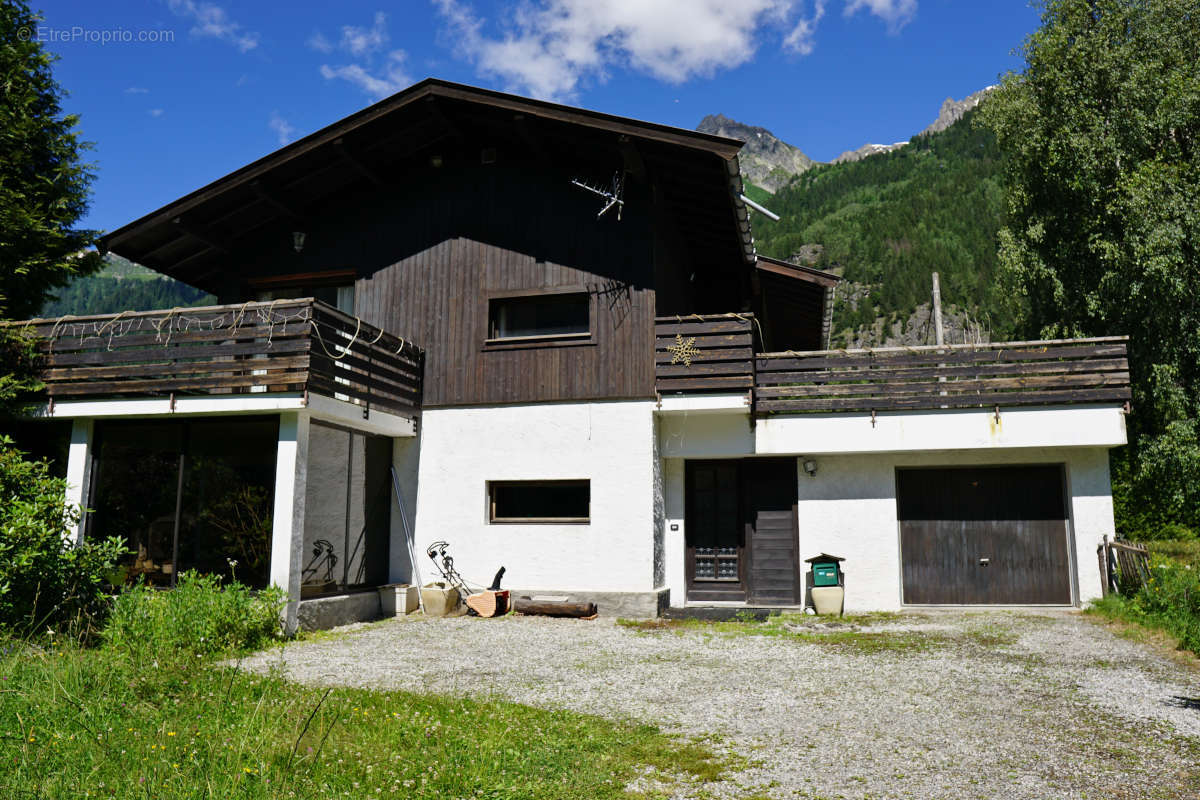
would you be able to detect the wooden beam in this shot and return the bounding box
[425,96,465,145]
[333,138,385,187]
[250,180,309,225]
[618,135,647,181]
[171,217,230,254]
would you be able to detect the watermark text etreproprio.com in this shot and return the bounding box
[16,25,175,45]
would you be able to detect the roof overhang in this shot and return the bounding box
[100,78,755,289]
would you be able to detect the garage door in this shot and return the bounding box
[898,466,1072,605]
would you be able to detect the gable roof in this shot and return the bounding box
[100,78,755,290]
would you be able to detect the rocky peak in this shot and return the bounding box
[919,86,996,136]
[697,113,815,193]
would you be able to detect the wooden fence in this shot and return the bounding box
[1098,536,1151,596]
[5,298,423,418]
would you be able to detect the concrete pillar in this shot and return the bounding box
[63,418,94,546]
[270,411,310,634]
[388,433,421,586]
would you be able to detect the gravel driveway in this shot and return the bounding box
[243,611,1200,799]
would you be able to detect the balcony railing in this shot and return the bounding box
[5,298,423,418]
[655,315,1130,415]
[654,313,756,395]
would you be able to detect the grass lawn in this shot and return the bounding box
[0,641,725,799]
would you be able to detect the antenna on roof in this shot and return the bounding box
[571,171,624,220]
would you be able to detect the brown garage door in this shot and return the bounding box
[898,466,1072,605]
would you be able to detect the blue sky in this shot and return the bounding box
[32,1,1041,234]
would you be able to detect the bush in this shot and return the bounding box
[0,436,126,635]
[104,570,285,657]
[1091,555,1200,654]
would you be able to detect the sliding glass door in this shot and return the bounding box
[87,417,279,589]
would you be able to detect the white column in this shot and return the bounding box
[63,419,94,546]
[270,411,310,633]
[389,434,421,585]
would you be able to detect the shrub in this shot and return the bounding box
[0,436,126,635]
[1091,555,1200,654]
[104,570,285,657]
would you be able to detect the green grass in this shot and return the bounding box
[617,613,947,654]
[0,642,726,799]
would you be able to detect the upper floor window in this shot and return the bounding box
[488,292,590,342]
[250,269,356,314]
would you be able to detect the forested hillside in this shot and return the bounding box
[37,255,213,317]
[749,109,1008,347]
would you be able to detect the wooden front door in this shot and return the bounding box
[744,459,802,605]
[685,459,800,604]
[898,466,1072,605]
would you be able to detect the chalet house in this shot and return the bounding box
[4,80,1131,630]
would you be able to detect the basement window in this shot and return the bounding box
[488,480,590,524]
[487,293,590,342]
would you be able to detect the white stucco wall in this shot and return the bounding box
[662,447,1115,611]
[413,400,658,593]
[657,405,1120,611]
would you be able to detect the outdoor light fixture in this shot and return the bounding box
[430,154,443,168]
[803,458,818,477]
[292,231,306,253]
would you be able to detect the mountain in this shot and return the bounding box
[38,255,214,318]
[704,88,996,192]
[832,87,995,165]
[749,106,1010,348]
[696,114,816,193]
[832,141,908,164]
[920,87,995,135]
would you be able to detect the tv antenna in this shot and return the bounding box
[570,171,624,220]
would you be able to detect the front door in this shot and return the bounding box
[685,459,800,604]
[685,461,745,602]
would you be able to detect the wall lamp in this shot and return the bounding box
[292,231,306,253]
[802,458,818,477]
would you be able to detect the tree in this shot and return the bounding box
[0,0,101,320]
[982,0,1200,536]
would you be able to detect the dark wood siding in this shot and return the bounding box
[898,466,1072,605]
[225,157,659,406]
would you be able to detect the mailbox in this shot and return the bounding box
[806,553,844,587]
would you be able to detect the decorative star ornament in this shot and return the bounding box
[668,333,700,367]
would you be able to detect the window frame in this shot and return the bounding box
[482,285,596,351]
[486,479,592,524]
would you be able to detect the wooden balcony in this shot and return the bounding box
[654,313,756,396]
[5,298,423,418]
[655,316,1130,415]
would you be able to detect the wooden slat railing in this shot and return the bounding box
[3,298,423,418]
[654,313,756,395]
[755,337,1130,414]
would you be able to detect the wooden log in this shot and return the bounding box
[513,597,598,618]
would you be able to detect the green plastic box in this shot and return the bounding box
[812,562,840,587]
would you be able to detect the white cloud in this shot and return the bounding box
[844,0,917,32]
[340,11,389,56]
[314,13,411,100]
[320,50,410,100]
[268,112,297,145]
[125,86,150,94]
[167,0,260,53]
[307,31,333,53]
[784,1,825,56]
[433,0,918,99]
[149,108,165,118]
